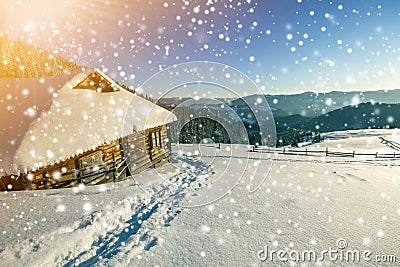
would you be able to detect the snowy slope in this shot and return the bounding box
[1,129,400,266]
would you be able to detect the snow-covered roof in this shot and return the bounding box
[8,68,176,174]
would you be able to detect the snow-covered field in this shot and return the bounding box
[1,129,400,266]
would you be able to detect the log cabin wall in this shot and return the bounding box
[145,125,171,167]
[27,138,125,190]
[124,130,151,175]
[124,126,171,174]
[0,175,27,191]
[0,125,173,191]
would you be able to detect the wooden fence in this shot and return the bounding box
[251,146,399,159]
[27,152,130,190]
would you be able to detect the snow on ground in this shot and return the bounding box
[1,129,400,266]
[321,129,400,153]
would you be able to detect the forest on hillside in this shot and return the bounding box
[162,104,322,147]
[0,36,81,78]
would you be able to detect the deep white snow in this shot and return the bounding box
[1,129,400,266]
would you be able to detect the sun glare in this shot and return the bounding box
[1,0,85,37]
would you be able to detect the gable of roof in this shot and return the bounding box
[73,70,119,92]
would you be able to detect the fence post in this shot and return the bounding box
[353,151,355,157]
[376,152,378,158]
[395,152,396,159]
[283,147,286,154]
[305,148,308,155]
[112,152,116,183]
[74,159,82,184]
[326,147,328,156]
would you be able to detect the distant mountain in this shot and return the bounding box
[275,114,309,128]
[235,90,400,118]
[0,35,81,78]
[300,102,400,132]
[270,107,289,117]
[160,89,400,119]
[160,96,290,118]
[158,97,193,107]
[265,90,400,117]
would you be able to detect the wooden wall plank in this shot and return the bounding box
[1,124,174,191]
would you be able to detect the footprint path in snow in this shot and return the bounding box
[58,155,214,266]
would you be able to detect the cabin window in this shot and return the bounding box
[79,151,103,175]
[150,130,162,149]
[35,173,44,180]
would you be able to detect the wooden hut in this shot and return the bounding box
[0,68,176,191]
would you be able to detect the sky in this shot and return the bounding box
[1,0,400,94]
